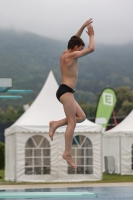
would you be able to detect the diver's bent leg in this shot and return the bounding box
[49,99,86,141]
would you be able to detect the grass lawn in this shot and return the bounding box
[0,170,4,182]
[0,169,133,185]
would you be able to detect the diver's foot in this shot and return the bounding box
[62,152,77,168]
[48,121,57,141]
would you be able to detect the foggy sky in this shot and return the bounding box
[0,0,133,44]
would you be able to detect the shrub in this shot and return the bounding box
[0,142,5,169]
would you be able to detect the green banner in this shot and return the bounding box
[95,88,117,132]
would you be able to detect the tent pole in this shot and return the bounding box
[14,133,17,182]
[101,133,103,179]
[119,136,121,174]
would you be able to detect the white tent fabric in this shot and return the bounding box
[103,110,133,175]
[5,71,102,182]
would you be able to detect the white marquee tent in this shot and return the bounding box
[103,110,133,175]
[5,71,102,182]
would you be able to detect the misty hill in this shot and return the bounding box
[0,29,133,108]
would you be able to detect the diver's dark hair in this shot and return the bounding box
[67,36,85,49]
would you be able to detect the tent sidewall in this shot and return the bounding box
[5,131,102,182]
[103,134,133,175]
[5,133,16,181]
[121,136,133,175]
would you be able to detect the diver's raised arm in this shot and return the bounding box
[75,18,93,37]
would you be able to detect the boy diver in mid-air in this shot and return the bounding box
[49,18,95,168]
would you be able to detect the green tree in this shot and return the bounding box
[80,103,96,117]
[0,107,5,122]
[0,142,5,169]
[4,106,17,121]
[114,86,133,116]
[16,106,24,118]
[118,100,133,116]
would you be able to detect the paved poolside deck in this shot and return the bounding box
[0,182,133,190]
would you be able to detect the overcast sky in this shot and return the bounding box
[0,0,133,44]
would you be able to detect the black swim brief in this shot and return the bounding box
[56,84,75,101]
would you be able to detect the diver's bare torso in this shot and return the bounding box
[60,50,78,89]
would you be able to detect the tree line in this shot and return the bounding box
[0,86,133,123]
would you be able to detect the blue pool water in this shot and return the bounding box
[0,186,133,200]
